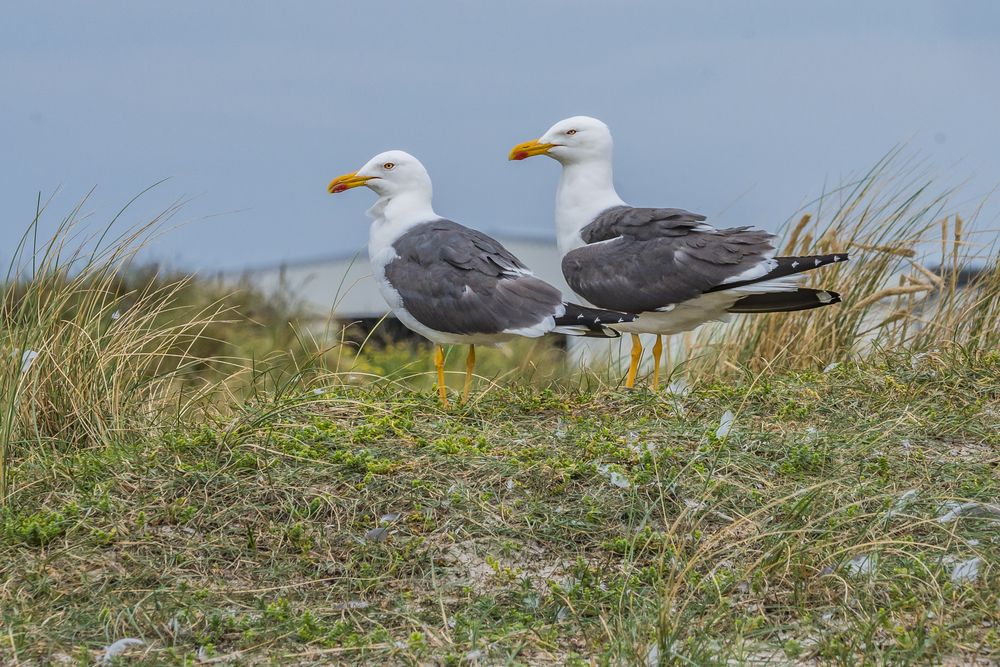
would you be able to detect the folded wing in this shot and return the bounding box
[386,220,637,337]
[564,206,778,313]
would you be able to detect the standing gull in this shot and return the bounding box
[327,150,636,406]
[510,116,848,389]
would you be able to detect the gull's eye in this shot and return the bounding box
[383,162,395,170]
[565,129,577,135]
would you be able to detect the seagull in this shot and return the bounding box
[509,116,848,390]
[327,150,637,406]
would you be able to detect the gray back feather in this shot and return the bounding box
[580,206,708,243]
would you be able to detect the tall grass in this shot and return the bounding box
[677,148,1000,377]
[0,196,234,505]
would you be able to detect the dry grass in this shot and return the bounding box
[678,149,1000,378]
[1,197,230,503]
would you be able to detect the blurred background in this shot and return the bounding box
[2,0,998,274]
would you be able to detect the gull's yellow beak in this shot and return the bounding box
[327,172,372,194]
[508,139,554,161]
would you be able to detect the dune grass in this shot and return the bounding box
[677,148,1000,380]
[1,158,999,665]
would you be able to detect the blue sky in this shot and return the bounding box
[2,1,998,271]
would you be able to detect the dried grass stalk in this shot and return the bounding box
[850,243,918,258]
[784,214,811,254]
[909,261,944,287]
[853,286,933,312]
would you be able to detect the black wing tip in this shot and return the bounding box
[710,251,851,294]
[727,287,843,313]
[794,252,851,269]
[555,302,638,333]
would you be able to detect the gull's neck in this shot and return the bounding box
[555,157,626,255]
[367,191,437,256]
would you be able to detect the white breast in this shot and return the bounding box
[369,245,404,312]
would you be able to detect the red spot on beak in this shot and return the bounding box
[330,183,348,193]
[513,151,528,161]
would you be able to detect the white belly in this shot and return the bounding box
[610,292,742,336]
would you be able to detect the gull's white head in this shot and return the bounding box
[327,150,432,200]
[509,117,625,253]
[509,116,614,165]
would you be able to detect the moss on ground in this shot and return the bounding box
[1,354,998,665]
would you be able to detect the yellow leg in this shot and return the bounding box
[651,335,663,391]
[461,345,475,404]
[434,345,449,407]
[625,334,643,389]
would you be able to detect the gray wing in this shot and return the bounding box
[563,206,776,313]
[385,220,564,335]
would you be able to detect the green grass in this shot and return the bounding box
[2,352,997,665]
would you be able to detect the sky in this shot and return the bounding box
[2,1,999,272]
